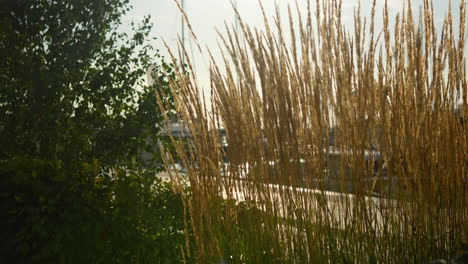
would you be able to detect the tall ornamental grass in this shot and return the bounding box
[158,0,467,263]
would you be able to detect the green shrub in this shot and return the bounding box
[0,157,189,263]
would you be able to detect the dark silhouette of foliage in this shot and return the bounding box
[0,158,188,263]
[0,0,186,263]
[0,0,174,167]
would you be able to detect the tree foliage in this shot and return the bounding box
[0,0,187,263]
[0,0,174,167]
[0,158,188,263]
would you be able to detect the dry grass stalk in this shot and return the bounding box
[160,0,467,263]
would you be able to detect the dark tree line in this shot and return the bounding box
[0,1,187,263]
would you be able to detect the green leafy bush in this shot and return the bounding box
[0,157,189,263]
[0,1,188,262]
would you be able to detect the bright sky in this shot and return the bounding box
[121,0,466,96]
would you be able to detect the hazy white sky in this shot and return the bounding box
[120,0,466,94]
